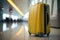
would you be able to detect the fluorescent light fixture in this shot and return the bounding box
[7,0,24,16]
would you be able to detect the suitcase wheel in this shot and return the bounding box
[29,32,31,35]
[47,33,49,37]
[38,32,43,37]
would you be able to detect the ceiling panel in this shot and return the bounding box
[12,0,29,14]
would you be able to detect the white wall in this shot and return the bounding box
[47,0,58,27]
[50,0,58,27]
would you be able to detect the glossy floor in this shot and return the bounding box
[0,22,60,40]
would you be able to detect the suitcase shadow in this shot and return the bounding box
[29,34,49,38]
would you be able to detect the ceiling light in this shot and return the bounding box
[7,0,24,16]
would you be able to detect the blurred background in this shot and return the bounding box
[0,0,60,40]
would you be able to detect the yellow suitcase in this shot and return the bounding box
[28,3,50,37]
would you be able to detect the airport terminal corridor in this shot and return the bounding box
[0,22,60,40]
[0,0,60,40]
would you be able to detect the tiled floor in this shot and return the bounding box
[0,22,60,40]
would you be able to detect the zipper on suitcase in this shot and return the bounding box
[44,4,47,34]
[44,4,49,34]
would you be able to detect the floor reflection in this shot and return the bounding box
[0,22,60,40]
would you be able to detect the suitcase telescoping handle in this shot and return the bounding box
[37,0,44,3]
[33,0,44,4]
